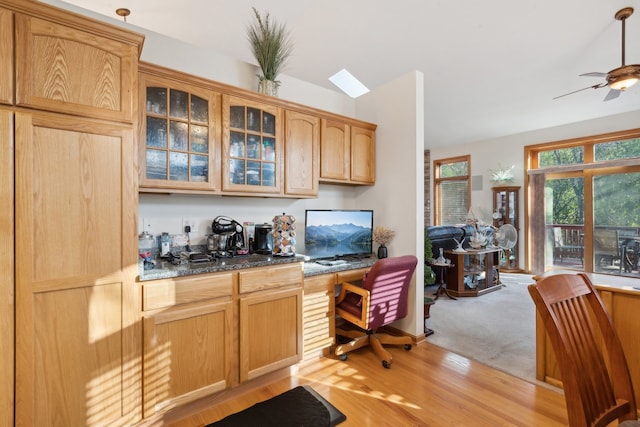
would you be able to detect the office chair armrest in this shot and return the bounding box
[335,281,369,305]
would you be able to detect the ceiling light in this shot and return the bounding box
[607,64,640,91]
[329,69,369,98]
[609,76,639,91]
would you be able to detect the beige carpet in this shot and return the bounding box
[425,272,548,386]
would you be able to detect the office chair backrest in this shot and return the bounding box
[528,273,637,427]
[362,255,417,330]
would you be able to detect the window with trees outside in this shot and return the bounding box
[434,156,470,226]
[526,129,640,277]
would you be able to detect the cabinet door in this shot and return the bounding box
[350,125,375,184]
[222,95,282,194]
[143,298,233,417]
[320,118,350,181]
[0,8,12,105]
[239,286,302,382]
[0,108,13,427]
[140,73,220,191]
[15,13,141,122]
[284,110,319,197]
[15,112,140,426]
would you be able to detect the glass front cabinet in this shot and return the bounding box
[222,95,282,194]
[139,74,220,191]
[492,185,520,272]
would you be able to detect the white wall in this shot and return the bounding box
[429,110,640,270]
[355,71,425,336]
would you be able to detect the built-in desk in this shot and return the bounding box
[301,259,376,360]
[532,270,640,410]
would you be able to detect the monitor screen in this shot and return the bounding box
[304,209,373,259]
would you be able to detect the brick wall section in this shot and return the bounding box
[424,150,431,227]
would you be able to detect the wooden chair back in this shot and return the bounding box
[528,273,637,427]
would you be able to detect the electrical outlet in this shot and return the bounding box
[142,218,152,233]
[183,218,194,233]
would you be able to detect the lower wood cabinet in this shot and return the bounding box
[141,262,303,417]
[143,298,233,417]
[239,286,302,382]
[302,275,336,359]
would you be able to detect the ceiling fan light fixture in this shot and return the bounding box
[609,76,638,91]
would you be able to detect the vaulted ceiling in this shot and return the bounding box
[47,0,640,148]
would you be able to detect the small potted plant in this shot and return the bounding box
[373,226,395,259]
[246,7,294,96]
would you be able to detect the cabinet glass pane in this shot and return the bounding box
[247,135,260,159]
[263,112,275,135]
[190,154,208,182]
[190,125,208,153]
[146,149,167,180]
[146,117,167,148]
[230,131,245,157]
[247,107,260,132]
[262,162,275,187]
[146,87,167,115]
[190,95,208,122]
[247,161,261,186]
[169,152,188,181]
[262,137,275,162]
[230,106,245,129]
[230,159,245,184]
[170,89,188,119]
[169,121,188,150]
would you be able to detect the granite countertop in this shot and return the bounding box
[138,253,377,282]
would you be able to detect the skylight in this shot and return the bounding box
[328,69,369,98]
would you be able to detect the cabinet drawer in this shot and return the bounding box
[143,273,234,311]
[304,274,335,294]
[239,263,302,294]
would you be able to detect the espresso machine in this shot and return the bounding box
[209,216,244,257]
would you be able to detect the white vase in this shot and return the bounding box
[258,79,278,97]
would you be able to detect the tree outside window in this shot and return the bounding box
[434,156,470,226]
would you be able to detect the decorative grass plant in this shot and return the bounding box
[247,7,294,94]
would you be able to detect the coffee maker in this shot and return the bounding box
[211,216,244,256]
[254,223,273,254]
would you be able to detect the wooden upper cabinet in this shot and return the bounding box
[14,12,142,123]
[320,119,375,185]
[350,125,375,184]
[320,119,350,181]
[222,95,282,194]
[139,72,220,192]
[284,110,319,197]
[0,8,13,105]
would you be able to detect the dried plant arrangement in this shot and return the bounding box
[373,226,396,246]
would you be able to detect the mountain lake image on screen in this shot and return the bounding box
[304,209,373,260]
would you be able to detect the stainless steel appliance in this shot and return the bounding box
[254,223,273,254]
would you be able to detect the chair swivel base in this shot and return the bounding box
[334,327,412,368]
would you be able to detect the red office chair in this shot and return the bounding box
[334,255,418,368]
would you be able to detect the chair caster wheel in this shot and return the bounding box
[382,360,391,369]
[339,354,348,361]
[404,344,412,351]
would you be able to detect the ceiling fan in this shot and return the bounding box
[554,7,640,101]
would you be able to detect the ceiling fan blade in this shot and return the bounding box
[552,83,608,100]
[603,88,621,101]
[580,72,608,77]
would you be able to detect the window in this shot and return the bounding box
[526,129,640,276]
[434,156,470,225]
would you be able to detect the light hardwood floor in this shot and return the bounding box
[146,341,569,427]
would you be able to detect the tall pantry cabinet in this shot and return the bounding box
[1,1,144,425]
